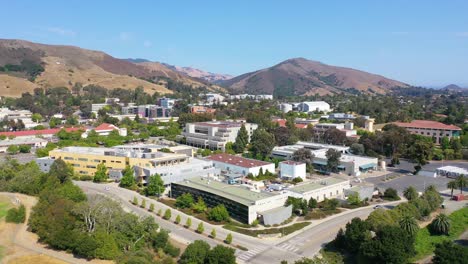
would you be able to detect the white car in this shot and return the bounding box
[373,205,383,209]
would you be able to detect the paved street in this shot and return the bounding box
[75,181,405,264]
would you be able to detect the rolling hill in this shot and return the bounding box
[221,58,409,96]
[163,64,233,83]
[0,39,218,97]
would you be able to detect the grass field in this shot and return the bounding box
[413,207,468,260]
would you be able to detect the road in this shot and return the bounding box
[75,181,404,264]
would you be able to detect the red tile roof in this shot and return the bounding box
[206,153,272,168]
[394,120,461,130]
[94,123,118,131]
[273,119,307,129]
[0,127,82,137]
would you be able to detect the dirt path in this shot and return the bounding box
[0,192,111,264]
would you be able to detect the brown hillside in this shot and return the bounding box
[0,39,189,97]
[222,58,409,96]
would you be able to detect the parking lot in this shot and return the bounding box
[365,173,453,194]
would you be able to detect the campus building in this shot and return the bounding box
[182,121,257,151]
[285,177,351,202]
[393,120,461,144]
[0,127,82,140]
[171,177,291,224]
[81,123,127,138]
[158,97,177,109]
[122,104,171,118]
[206,153,276,177]
[297,101,330,113]
[279,161,306,180]
[0,137,48,153]
[271,142,377,177]
[38,145,189,176]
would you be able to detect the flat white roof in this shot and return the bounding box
[436,166,468,175]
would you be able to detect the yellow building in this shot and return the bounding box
[47,146,189,176]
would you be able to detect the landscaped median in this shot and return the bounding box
[413,207,468,261]
[223,222,310,237]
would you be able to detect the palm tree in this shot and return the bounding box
[447,181,458,198]
[456,175,467,194]
[399,215,419,236]
[431,214,451,235]
[426,185,437,193]
[403,186,418,201]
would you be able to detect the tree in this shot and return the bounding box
[274,126,291,146]
[31,113,43,122]
[344,217,371,253]
[399,215,419,236]
[447,180,458,198]
[175,193,194,208]
[94,231,120,259]
[18,144,31,153]
[308,197,317,209]
[208,204,230,222]
[145,174,165,197]
[196,222,204,234]
[224,233,233,244]
[93,163,108,183]
[163,209,172,220]
[347,193,361,206]
[403,186,418,201]
[49,158,73,184]
[157,209,162,216]
[149,203,155,212]
[185,217,192,228]
[132,196,138,205]
[440,136,450,150]
[366,209,399,231]
[360,225,415,264]
[210,228,216,238]
[179,240,210,264]
[350,143,365,155]
[6,145,19,155]
[383,188,400,201]
[422,187,443,211]
[250,128,275,158]
[325,149,341,173]
[140,199,146,208]
[119,165,136,189]
[175,215,181,224]
[456,175,467,194]
[323,128,347,145]
[5,204,26,223]
[433,240,468,264]
[192,197,207,213]
[233,124,249,153]
[430,214,450,235]
[206,245,236,264]
[292,148,314,169]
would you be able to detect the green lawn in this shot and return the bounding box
[0,202,10,219]
[413,207,468,260]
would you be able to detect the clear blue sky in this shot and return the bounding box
[1,0,468,87]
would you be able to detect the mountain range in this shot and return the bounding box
[0,39,220,97]
[221,58,409,96]
[0,39,412,97]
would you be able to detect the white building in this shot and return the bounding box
[279,103,293,113]
[182,121,257,151]
[393,120,461,144]
[0,108,32,120]
[229,94,273,100]
[0,137,48,153]
[286,177,351,202]
[203,93,225,104]
[271,142,377,177]
[206,153,275,176]
[298,101,330,113]
[81,123,127,138]
[280,161,306,180]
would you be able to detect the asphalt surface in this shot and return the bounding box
[365,174,453,193]
[75,181,406,264]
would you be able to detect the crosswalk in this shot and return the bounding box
[277,240,304,253]
[236,245,269,262]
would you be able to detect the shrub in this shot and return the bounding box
[225,233,233,244]
[196,222,204,234]
[383,188,400,201]
[163,209,172,220]
[132,196,138,205]
[185,217,192,228]
[157,209,162,216]
[5,204,26,223]
[208,204,230,222]
[210,228,216,238]
[175,193,194,208]
[140,199,146,208]
[175,215,181,224]
[149,203,155,212]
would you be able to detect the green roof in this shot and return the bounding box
[288,177,348,194]
[175,177,274,206]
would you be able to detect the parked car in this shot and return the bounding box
[373,205,383,209]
